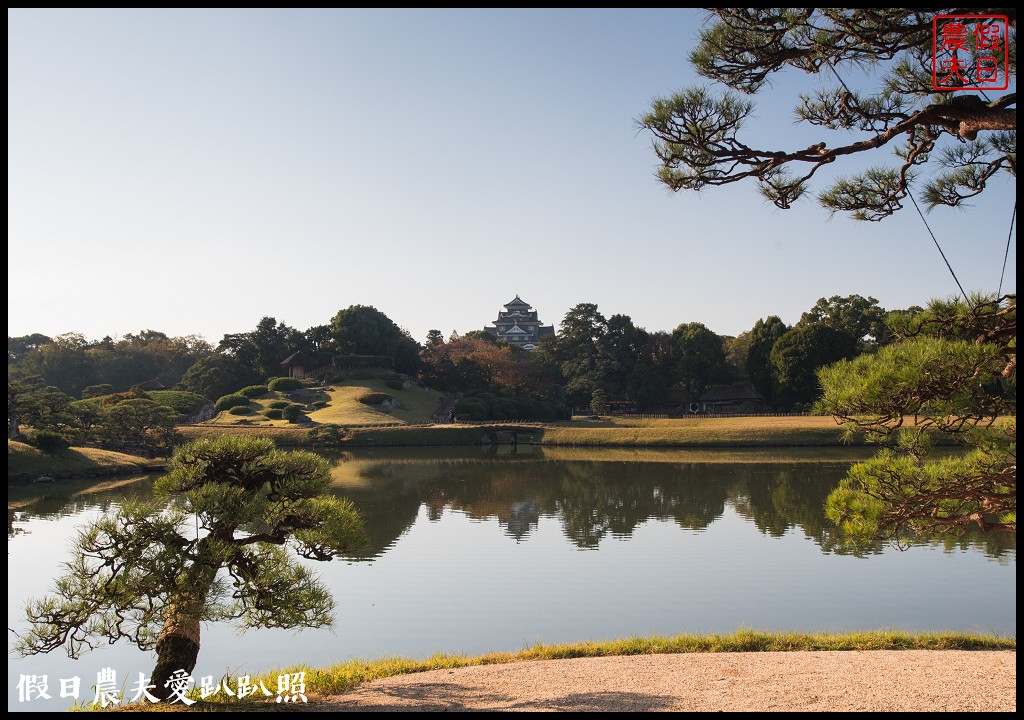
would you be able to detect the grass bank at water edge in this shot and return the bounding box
[106,630,1014,710]
[7,440,162,481]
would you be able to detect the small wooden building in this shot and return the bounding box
[280,351,318,380]
[697,381,768,414]
[132,378,166,392]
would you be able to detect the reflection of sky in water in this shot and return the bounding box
[8,450,1016,711]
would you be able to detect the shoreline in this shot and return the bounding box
[9,414,956,480]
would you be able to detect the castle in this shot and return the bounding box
[484,295,555,350]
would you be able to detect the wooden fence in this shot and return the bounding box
[174,403,216,426]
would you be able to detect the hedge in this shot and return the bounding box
[215,393,250,411]
[28,429,72,454]
[148,390,206,414]
[282,404,306,423]
[268,377,303,391]
[357,392,392,406]
[240,385,269,398]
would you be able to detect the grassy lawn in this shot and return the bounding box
[8,440,161,479]
[181,406,988,450]
[177,425,315,445]
[536,445,884,464]
[335,416,859,448]
[332,417,855,448]
[344,424,507,446]
[178,414,977,449]
[306,379,441,426]
[537,415,858,446]
[198,378,442,428]
[342,414,977,449]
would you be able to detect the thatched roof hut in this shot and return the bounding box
[280,351,319,379]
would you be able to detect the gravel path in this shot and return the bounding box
[313,651,1016,712]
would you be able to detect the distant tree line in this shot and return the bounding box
[8,294,915,445]
[7,305,422,446]
[417,294,905,415]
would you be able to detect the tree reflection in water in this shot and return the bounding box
[11,449,1012,561]
[322,447,1016,560]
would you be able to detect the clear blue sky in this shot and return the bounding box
[8,8,1016,347]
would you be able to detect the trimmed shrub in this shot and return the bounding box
[268,400,290,409]
[148,390,206,415]
[268,377,302,391]
[228,406,251,415]
[100,388,151,407]
[492,398,519,420]
[308,423,346,445]
[532,402,557,421]
[240,385,269,398]
[385,379,404,391]
[282,404,305,423]
[27,430,71,454]
[215,394,249,411]
[514,398,536,419]
[82,384,115,399]
[357,392,392,406]
[264,409,283,419]
[455,398,489,421]
[312,401,329,408]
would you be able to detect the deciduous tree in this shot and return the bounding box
[671,322,730,395]
[8,333,51,364]
[178,354,260,401]
[770,324,858,410]
[330,305,422,374]
[799,295,891,351]
[218,317,307,379]
[597,314,652,401]
[745,316,789,407]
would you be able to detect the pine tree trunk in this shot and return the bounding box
[150,606,201,701]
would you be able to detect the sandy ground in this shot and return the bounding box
[312,650,1016,712]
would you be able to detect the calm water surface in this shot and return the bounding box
[7,446,1016,711]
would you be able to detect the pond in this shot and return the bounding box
[7,446,1016,711]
